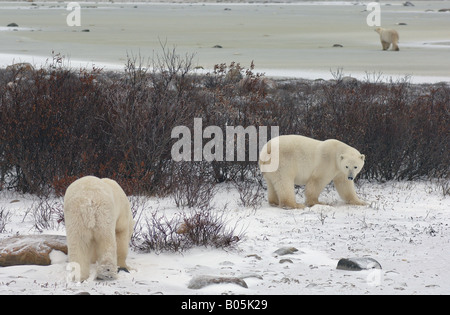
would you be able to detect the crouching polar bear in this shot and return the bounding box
[64,176,134,281]
[259,135,366,209]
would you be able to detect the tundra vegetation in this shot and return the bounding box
[0,48,448,251]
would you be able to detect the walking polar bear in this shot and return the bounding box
[64,176,134,281]
[374,27,399,51]
[259,135,367,209]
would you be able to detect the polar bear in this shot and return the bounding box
[259,135,366,209]
[374,27,399,51]
[64,176,134,281]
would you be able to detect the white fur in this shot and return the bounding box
[375,27,399,51]
[64,176,134,281]
[259,135,366,209]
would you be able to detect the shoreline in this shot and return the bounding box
[1,1,450,83]
[2,52,449,85]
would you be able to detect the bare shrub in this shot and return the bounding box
[23,197,64,232]
[0,206,11,233]
[177,208,242,249]
[1,49,448,199]
[137,207,243,254]
[231,165,265,210]
[170,161,218,210]
[128,195,150,247]
[138,211,183,253]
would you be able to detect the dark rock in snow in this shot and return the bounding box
[7,23,19,27]
[273,247,299,256]
[246,254,262,260]
[336,257,382,271]
[188,275,248,289]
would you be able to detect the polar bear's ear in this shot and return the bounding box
[340,154,345,161]
[360,154,365,161]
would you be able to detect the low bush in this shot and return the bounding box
[0,206,11,233]
[136,207,243,253]
[0,50,448,197]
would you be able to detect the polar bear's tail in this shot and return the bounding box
[259,141,271,167]
[259,138,280,173]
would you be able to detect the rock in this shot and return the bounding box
[239,273,263,280]
[279,259,293,264]
[403,1,414,6]
[333,44,343,48]
[336,257,382,271]
[438,8,450,12]
[246,254,262,260]
[81,29,90,32]
[7,23,19,27]
[6,62,35,73]
[0,235,67,267]
[397,22,408,26]
[273,247,299,256]
[212,45,223,48]
[341,76,358,85]
[188,275,248,290]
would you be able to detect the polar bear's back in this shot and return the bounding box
[263,135,322,161]
[64,176,118,231]
[376,27,399,43]
[260,135,357,176]
[260,135,323,179]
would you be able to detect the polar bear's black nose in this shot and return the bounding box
[348,176,354,180]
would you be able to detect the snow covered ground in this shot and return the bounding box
[0,180,449,295]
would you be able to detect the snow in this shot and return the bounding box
[0,180,449,295]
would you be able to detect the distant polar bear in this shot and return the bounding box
[64,176,134,281]
[375,27,399,51]
[259,135,366,209]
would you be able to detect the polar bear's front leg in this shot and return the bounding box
[67,238,91,282]
[333,173,367,206]
[116,229,131,271]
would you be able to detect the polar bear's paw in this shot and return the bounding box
[118,267,130,273]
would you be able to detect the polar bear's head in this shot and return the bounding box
[339,154,365,181]
[374,27,383,35]
[96,263,118,281]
